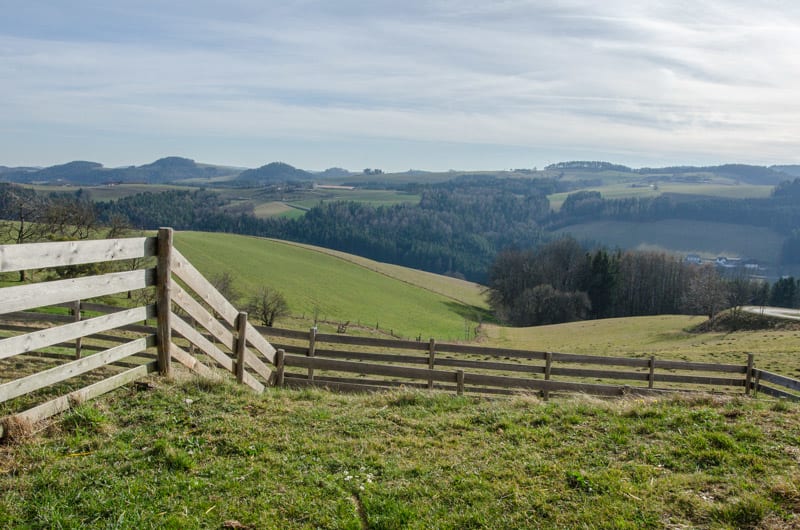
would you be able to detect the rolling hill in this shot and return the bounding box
[173,231,489,341]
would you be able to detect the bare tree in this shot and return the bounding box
[682,264,729,319]
[211,271,241,305]
[247,286,290,327]
[42,194,97,241]
[2,187,47,281]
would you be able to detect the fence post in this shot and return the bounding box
[543,352,553,401]
[72,300,82,359]
[427,338,436,390]
[745,353,755,396]
[456,370,464,396]
[648,356,656,389]
[308,327,317,381]
[156,227,173,377]
[753,369,761,397]
[235,311,248,384]
[276,349,285,387]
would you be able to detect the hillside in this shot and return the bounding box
[235,162,314,184]
[173,231,489,340]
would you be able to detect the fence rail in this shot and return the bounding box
[2,230,800,440]
[262,326,799,401]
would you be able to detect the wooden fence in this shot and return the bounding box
[261,327,800,401]
[0,229,277,439]
[1,229,799,439]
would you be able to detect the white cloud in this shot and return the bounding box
[1,0,799,169]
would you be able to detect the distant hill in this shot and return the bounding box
[772,165,800,178]
[544,161,789,185]
[315,167,352,178]
[546,161,633,172]
[0,157,235,185]
[237,162,314,184]
[635,164,787,185]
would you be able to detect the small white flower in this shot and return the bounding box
[345,475,353,481]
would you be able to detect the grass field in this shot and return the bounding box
[2,377,798,529]
[22,183,196,201]
[273,240,487,310]
[173,231,488,340]
[555,219,784,263]
[548,183,773,211]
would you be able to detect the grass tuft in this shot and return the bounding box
[709,494,772,529]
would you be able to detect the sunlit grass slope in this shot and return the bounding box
[485,315,800,378]
[173,231,487,340]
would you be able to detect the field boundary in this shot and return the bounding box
[261,326,800,401]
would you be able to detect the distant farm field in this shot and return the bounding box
[23,183,195,201]
[548,183,773,211]
[555,219,784,262]
[173,231,486,340]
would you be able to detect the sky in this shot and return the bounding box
[1,0,799,172]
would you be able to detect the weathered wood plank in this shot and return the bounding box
[0,335,155,403]
[655,373,744,386]
[170,313,264,392]
[284,373,429,390]
[0,237,156,273]
[156,228,173,377]
[171,286,273,381]
[171,249,276,364]
[0,268,156,315]
[235,312,247,384]
[550,367,649,381]
[550,352,650,367]
[755,383,800,401]
[654,359,746,373]
[284,354,457,382]
[311,348,428,365]
[436,357,545,374]
[0,305,156,361]
[755,370,800,392]
[0,312,74,324]
[1,361,158,438]
[464,372,657,396]
[170,343,214,378]
[171,313,234,372]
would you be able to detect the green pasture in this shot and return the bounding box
[555,219,784,263]
[2,377,798,529]
[548,183,773,211]
[274,239,487,309]
[22,183,196,201]
[173,231,487,340]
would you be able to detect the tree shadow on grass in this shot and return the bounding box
[442,301,496,325]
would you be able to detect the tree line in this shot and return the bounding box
[486,238,772,326]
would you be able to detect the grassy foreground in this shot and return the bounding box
[1,374,799,529]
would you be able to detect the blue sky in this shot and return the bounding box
[2,1,799,171]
